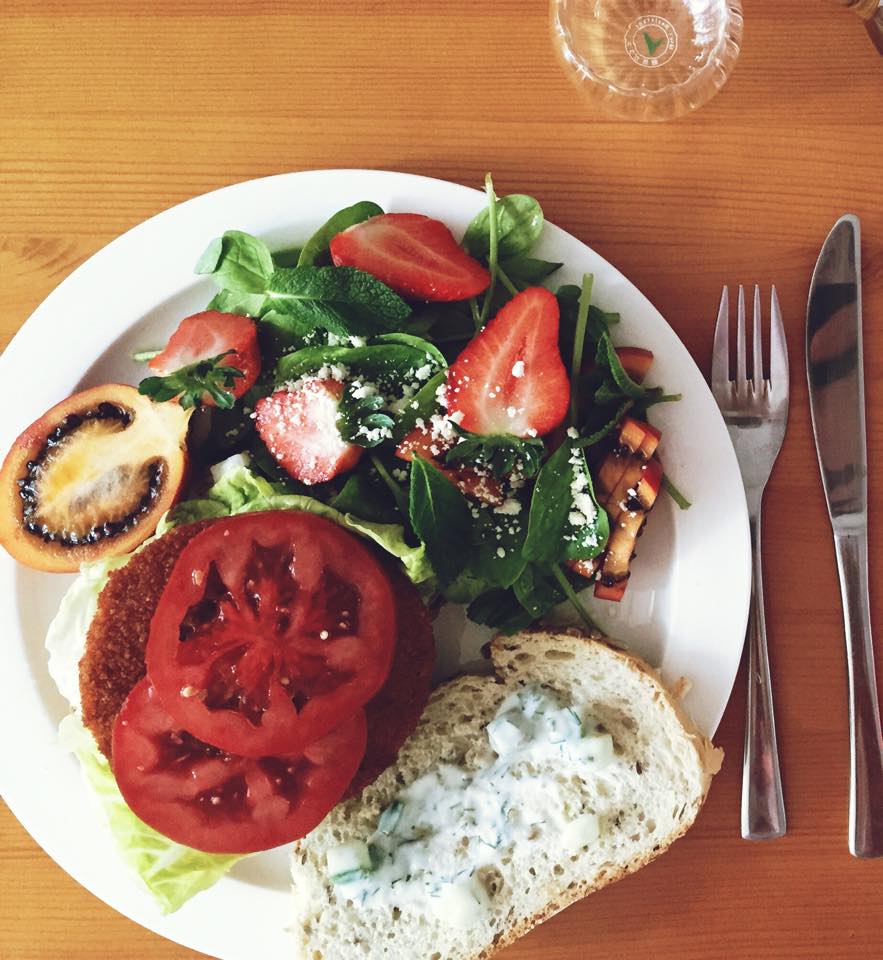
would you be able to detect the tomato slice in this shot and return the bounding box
[146,511,396,757]
[112,678,366,853]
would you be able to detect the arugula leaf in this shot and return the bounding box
[445,428,544,479]
[499,255,563,289]
[465,192,544,261]
[138,351,244,410]
[596,333,651,399]
[276,335,444,392]
[337,386,395,448]
[523,438,609,564]
[265,265,411,337]
[297,201,383,267]
[575,398,633,448]
[196,230,274,293]
[408,456,472,587]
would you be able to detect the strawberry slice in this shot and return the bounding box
[396,426,503,505]
[446,287,569,438]
[329,213,490,302]
[148,311,261,405]
[254,379,363,485]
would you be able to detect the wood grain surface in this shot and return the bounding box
[1,1,882,958]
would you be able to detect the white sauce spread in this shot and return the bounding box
[325,685,618,926]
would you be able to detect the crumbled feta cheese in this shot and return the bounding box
[496,547,507,559]
[566,426,579,439]
[494,498,522,516]
[414,363,433,381]
[511,360,525,378]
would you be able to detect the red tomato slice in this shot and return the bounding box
[112,678,367,853]
[148,311,261,405]
[146,511,396,757]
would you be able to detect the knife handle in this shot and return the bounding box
[833,529,883,857]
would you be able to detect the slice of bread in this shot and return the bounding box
[291,628,722,960]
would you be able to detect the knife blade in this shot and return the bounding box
[807,214,883,857]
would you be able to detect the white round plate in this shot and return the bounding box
[0,170,749,960]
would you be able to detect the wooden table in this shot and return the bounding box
[2,1,881,957]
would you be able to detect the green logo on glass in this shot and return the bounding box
[625,15,678,68]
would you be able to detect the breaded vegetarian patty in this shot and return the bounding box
[79,518,435,795]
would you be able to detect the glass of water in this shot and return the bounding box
[551,0,743,122]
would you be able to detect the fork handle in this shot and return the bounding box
[741,508,787,840]
[832,529,883,857]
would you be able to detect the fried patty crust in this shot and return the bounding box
[79,517,435,795]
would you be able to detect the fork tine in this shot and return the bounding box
[752,284,763,390]
[769,285,789,391]
[736,285,747,384]
[711,285,730,394]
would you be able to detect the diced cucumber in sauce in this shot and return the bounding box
[561,812,601,850]
[428,877,491,926]
[486,714,526,756]
[328,685,615,909]
[327,840,373,883]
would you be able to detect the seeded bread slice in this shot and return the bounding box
[291,628,722,960]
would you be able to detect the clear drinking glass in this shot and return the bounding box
[551,0,743,122]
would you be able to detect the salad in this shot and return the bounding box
[0,174,687,911]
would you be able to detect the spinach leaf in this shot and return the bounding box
[523,438,609,565]
[408,456,472,587]
[297,201,383,267]
[467,507,528,589]
[265,266,411,337]
[330,471,401,524]
[467,588,535,635]
[276,335,444,391]
[465,193,544,261]
[392,369,447,441]
[337,387,395,448]
[513,563,566,619]
[271,248,302,268]
[445,428,545,479]
[499,255,563,289]
[196,230,274,294]
[206,288,267,316]
[575,398,633,448]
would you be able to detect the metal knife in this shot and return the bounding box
[807,214,883,858]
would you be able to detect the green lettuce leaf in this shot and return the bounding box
[58,714,242,913]
[163,462,434,584]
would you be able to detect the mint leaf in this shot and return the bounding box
[265,266,411,337]
[297,201,383,267]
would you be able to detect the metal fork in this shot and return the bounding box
[712,285,789,840]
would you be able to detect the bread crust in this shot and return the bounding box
[292,627,723,960]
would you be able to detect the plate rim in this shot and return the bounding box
[0,168,750,960]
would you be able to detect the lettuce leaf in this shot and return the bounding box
[163,463,434,585]
[45,458,433,913]
[45,554,128,712]
[58,715,243,913]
